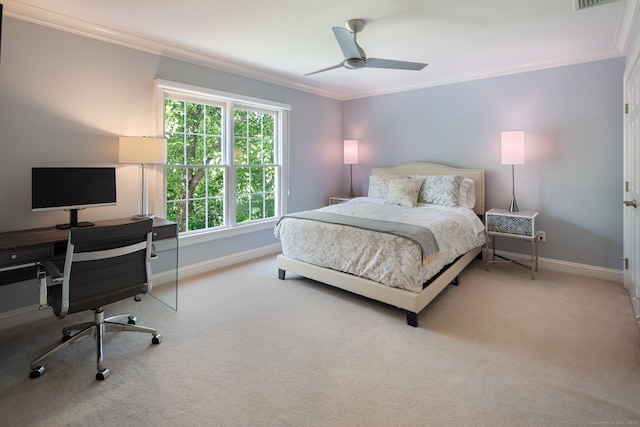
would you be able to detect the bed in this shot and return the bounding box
[275,162,485,327]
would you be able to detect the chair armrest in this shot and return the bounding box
[36,260,62,310]
[39,260,63,283]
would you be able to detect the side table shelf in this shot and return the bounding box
[485,208,540,280]
[329,195,352,205]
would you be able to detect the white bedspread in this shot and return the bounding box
[275,197,486,292]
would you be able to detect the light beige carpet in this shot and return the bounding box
[0,256,638,427]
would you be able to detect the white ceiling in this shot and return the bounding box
[3,0,637,99]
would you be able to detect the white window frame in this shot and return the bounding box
[154,79,289,247]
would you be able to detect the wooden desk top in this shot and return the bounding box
[0,217,177,251]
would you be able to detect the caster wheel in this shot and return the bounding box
[30,366,45,379]
[96,368,110,381]
[134,295,141,302]
[127,316,137,325]
[61,333,73,342]
[152,334,162,344]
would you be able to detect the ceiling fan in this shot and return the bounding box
[305,19,428,76]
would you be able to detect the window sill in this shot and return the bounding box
[178,219,279,248]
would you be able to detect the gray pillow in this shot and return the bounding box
[423,175,463,207]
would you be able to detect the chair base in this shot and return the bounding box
[30,307,161,380]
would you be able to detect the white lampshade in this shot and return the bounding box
[119,136,166,218]
[119,136,167,164]
[501,131,525,165]
[344,140,358,165]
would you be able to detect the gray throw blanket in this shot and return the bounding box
[279,210,439,261]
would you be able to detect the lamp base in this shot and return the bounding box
[508,164,519,212]
[131,214,155,220]
[348,164,355,198]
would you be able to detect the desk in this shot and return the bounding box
[0,217,178,309]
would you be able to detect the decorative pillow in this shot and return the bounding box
[410,175,429,203]
[458,178,476,209]
[424,175,463,207]
[384,177,425,207]
[368,174,407,199]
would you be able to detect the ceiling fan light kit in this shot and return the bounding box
[305,18,428,76]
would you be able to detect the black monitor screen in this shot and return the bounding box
[32,167,117,213]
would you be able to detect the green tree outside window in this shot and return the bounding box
[163,97,279,232]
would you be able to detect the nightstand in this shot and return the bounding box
[329,195,353,205]
[485,208,540,280]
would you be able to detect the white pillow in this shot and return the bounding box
[384,177,425,207]
[458,178,476,209]
[410,175,429,204]
[368,174,407,199]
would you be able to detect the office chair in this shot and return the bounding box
[30,219,162,381]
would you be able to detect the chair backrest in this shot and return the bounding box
[49,219,154,318]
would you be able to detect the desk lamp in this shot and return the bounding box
[119,136,167,219]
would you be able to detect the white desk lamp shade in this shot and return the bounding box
[501,131,525,165]
[119,137,167,165]
[119,136,167,218]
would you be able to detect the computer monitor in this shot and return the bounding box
[32,167,117,229]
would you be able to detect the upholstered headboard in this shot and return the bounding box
[370,162,485,215]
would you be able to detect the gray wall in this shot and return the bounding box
[343,58,625,269]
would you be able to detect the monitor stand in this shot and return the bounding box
[55,209,95,230]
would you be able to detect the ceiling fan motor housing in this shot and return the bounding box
[344,58,367,69]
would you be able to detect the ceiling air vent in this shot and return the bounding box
[573,0,619,11]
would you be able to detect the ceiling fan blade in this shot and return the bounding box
[304,63,344,76]
[332,27,363,59]
[365,58,428,71]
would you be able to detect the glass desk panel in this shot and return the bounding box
[149,221,178,310]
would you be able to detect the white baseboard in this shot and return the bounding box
[2,243,621,331]
[177,243,282,280]
[486,249,623,283]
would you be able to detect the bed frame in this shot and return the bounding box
[277,162,485,327]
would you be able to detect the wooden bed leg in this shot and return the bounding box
[278,269,286,280]
[406,311,419,327]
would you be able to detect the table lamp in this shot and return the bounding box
[119,136,167,219]
[344,139,358,198]
[501,131,525,212]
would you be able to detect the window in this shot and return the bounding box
[156,80,289,235]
